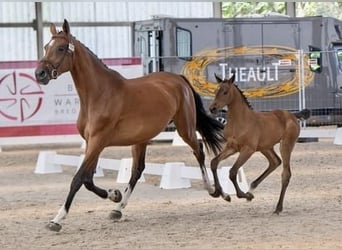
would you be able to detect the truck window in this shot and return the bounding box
[176,27,192,59]
[337,50,342,71]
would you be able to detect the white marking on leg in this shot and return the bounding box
[248,185,255,195]
[201,169,214,193]
[51,204,67,224]
[119,185,132,209]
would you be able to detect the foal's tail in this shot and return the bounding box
[293,108,311,120]
[180,75,225,155]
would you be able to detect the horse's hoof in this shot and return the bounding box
[46,221,62,232]
[209,187,221,198]
[223,194,231,202]
[109,210,122,221]
[246,192,254,201]
[108,189,122,203]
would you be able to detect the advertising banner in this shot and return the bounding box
[0,58,142,137]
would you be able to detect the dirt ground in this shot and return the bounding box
[0,139,341,249]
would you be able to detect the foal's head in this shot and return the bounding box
[35,19,74,85]
[209,74,236,114]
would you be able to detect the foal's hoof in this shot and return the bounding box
[46,221,62,232]
[108,189,122,203]
[109,210,122,221]
[245,192,254,201]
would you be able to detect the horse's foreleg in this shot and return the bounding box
[230,147,254,201]
[210,145,236,201]
[46,141,106,232]
[109,143,148,221]
[47,162,92,232]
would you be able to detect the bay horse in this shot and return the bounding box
[209,74,310,214]
[35,19,224,232]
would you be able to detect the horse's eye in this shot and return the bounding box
[57,46,66,53]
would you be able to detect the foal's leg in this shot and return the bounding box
[248,148,282,195]
[47,141,108,231]
[108,142,148,220]
[210,143,237,201]
[274,139,296,214]
[229,146,255,200]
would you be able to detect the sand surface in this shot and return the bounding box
[0,139,341,249]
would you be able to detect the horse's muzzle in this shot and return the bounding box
[35,67,50,85]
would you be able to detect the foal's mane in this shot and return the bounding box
[232,83,253,110]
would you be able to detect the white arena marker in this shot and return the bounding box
[116,158,145,183]
[334,127,342,145]
[35,151,62,174]
[160,162,191,189]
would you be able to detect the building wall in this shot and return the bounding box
[0,2,214,61]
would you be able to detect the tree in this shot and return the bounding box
[222,2,342,19]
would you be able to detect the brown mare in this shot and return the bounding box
[209,74,310,214]
[35,20,224,232]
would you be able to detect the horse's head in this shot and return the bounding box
[209,74,235,114]
[35,19,74,85]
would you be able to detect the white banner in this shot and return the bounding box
[0,58,142,137]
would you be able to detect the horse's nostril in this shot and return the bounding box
[35,69,46,81]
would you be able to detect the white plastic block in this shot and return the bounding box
[334,127,342,145]
[35,151,62,174]
[160,162,191,189]
[116,158,145,183]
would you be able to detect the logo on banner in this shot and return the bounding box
[0,71,44,122]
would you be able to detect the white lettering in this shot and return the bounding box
[219,63,228,79]
[217,65,279,83]
[239,67,247,81]
[256,68,266,81]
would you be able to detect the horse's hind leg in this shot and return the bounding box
[109,142,148,220]
[174,121,214,195]
[249,148,282,194]
[275,139,296,214]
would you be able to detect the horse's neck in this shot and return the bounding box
[70,41,124,103]
[227,88,253,121]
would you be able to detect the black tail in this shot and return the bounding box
[180,75,225,155]
[293,109,311,120]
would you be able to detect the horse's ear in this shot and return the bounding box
[227,74,235,84]
[50,23,57,35]
[214,73,223,83]
[62,19,70,35]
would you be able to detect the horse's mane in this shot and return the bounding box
[76,38,110,70]
[233,83,253,110]
[57,31,110,70]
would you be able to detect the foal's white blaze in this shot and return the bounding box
[51,204,67,224]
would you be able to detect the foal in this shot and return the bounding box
[209,74,310,214]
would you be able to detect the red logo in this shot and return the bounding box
[0,71,44,122]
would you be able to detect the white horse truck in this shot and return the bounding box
[133,15,342,126]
